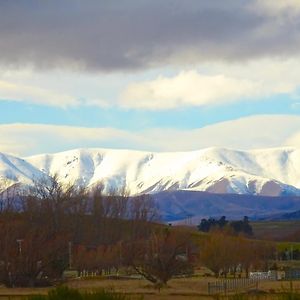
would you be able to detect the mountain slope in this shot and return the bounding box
[0,152,46,191]
[1,146,300,197]
[150,190,300,223]
[24,147,300,196]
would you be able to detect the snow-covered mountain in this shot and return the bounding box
[0,152,46,191]
[1,146,300,196]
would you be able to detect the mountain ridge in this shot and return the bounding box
[150,190,300,222]
[0,146,300,197]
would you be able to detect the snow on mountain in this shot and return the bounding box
[0,152,46,191]
[23,146,300,196]
[1,147,300,196]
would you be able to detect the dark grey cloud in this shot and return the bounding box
[0,0,299,72]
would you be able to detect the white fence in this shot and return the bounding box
[249,270,277,280]
[208,278,259,295]
[208,271,277,295]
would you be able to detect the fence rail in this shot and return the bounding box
[208,278,259,295]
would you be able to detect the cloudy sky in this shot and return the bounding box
[1,0,300,156]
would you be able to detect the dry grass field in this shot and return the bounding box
[67,276,213,299]
[251,221,300,242]
[69,278,300,299]
[2,277,300,300]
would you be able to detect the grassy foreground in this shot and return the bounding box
[27,286,133,300]
[3,278,300,300]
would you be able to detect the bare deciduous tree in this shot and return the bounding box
[123,228,193,287]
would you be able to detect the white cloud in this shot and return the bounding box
[1,115,300,156]
[141,115,300,150]
[121,71,257,110]
[0,58,300,113]
[0,68,119,108]
[0,80,79,108]
[82,98,111,108]
[253,0,300,16]
[0,124,151,156]
[285,132,300,147]
[2,58,300,110]
[120,59,300,110]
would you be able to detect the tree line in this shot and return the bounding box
[0,176,278,287]
[197,216,253,236]
[199,231,275,278]
[0,176,193,287]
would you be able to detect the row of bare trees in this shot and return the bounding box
[0,176,149,285]
[0,176,194,287]
[0,176,277,287]
[200,231,275,278]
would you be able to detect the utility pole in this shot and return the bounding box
[68,241,73,270]
[16,239,24,256]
